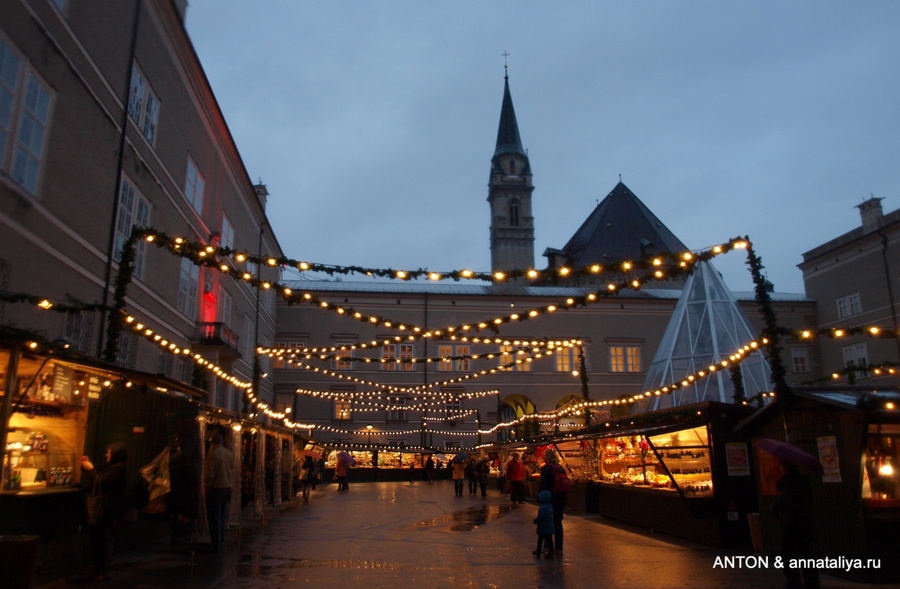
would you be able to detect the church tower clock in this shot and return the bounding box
[488,67,534,282]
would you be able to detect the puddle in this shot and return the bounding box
[408,503,514,532]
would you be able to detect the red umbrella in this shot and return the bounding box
[753,438,823,474]
[298,449,322,460]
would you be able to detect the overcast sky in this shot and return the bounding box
[184,1,900,295]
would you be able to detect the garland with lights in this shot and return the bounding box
[0,292,111,315]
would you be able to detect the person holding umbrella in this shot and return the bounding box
[450,453,467,497]
[756,438,821,589]
[335,451,353,491]
[476,458,490,498]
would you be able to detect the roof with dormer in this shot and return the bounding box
[546,182,688,267]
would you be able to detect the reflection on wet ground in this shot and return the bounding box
[235,554,403,577]
[408,503,514,532]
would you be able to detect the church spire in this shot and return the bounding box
[494,70,527,159]
[488,63,535,281]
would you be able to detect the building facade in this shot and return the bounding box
[273,75,818,450]
[799,197,900,384]
[0,0,282,410]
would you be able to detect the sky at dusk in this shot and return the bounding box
[184,1,900,294]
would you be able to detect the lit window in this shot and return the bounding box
[499,344,531,372]
[456,345,470,372]
[439,345,453,371]
[177,258,199,320]
[439,345,470,371]
[555,347,583,372]
[334,399,351,420]
[184,157,205,215]
[334,346,354,370]
[114,176,150,278]
[791,347,809,373]
[610,345,641,372]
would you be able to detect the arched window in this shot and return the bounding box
[509,200,520,226]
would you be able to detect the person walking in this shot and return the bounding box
[335,456,350,491]
[497,457,507,496]
[539,449,568,554]
[424,456,435,484]
[506,453,525,504]
[772,459,819,589]
[477,460,490,498]
[299,455,316,501]
[81,442,128,582]
[465,459,477,495]
[532,490,555,559]
[451,459,465,497]
[204,432,235,555]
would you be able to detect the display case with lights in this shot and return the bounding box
[648,426,713,497]
[863,423,900,505]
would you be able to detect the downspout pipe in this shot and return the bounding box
[98,0,142,358]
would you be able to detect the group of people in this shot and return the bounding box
[450,455,491,497]
[447,451,568,557]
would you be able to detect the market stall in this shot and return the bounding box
[739,386,900,583]
[529,402,757,548]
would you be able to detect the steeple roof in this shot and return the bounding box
[494,74,527,159]
[552,182,688,267]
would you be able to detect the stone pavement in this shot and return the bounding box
[38,480,898,589]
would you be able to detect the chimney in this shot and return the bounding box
[856,197,884,234]
[253,183,269,211]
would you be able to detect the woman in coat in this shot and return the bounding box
[81,442,128,582]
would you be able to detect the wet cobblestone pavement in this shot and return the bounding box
[39,481,898,588]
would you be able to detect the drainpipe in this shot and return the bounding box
[98,0,142,358]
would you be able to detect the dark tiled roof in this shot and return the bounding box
[551,182,688,266]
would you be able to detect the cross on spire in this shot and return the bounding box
[502,51,510,78]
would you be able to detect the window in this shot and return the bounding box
[334,399,352,420]
[64,307,93,354]
[791,347,809,373]
[272,341,304,369]
[217,284,232,327]
[184,157,205,215]
[842,343,869,379]
[114,176,150,277]
[382,343,414,371]
[837,293,862,319]
[555,347,583,372]
[221,213,234,250]
[610,345,641,372]
[51,0,68,12]
[115,331,136,369]
[439,344,470,372]
[1,39,53,195]
[387,397,406,421]
[444,397,462,416]
[334,350,353,371]
[509,200,520,226]
[127,65,159,145]
[177,258,199,320]
[499,344,531,372]
[455,345,470,372]
[156,348,173,378]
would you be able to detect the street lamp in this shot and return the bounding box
[366,424,373,447]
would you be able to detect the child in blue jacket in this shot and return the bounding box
[533,489,555,558]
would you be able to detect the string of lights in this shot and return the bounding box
[479,339,771,433]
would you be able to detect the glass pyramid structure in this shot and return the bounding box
[636,260,772,411]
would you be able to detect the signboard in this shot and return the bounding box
[51,364,74,402]
[817,435,842,483]
[725,442,751,476]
